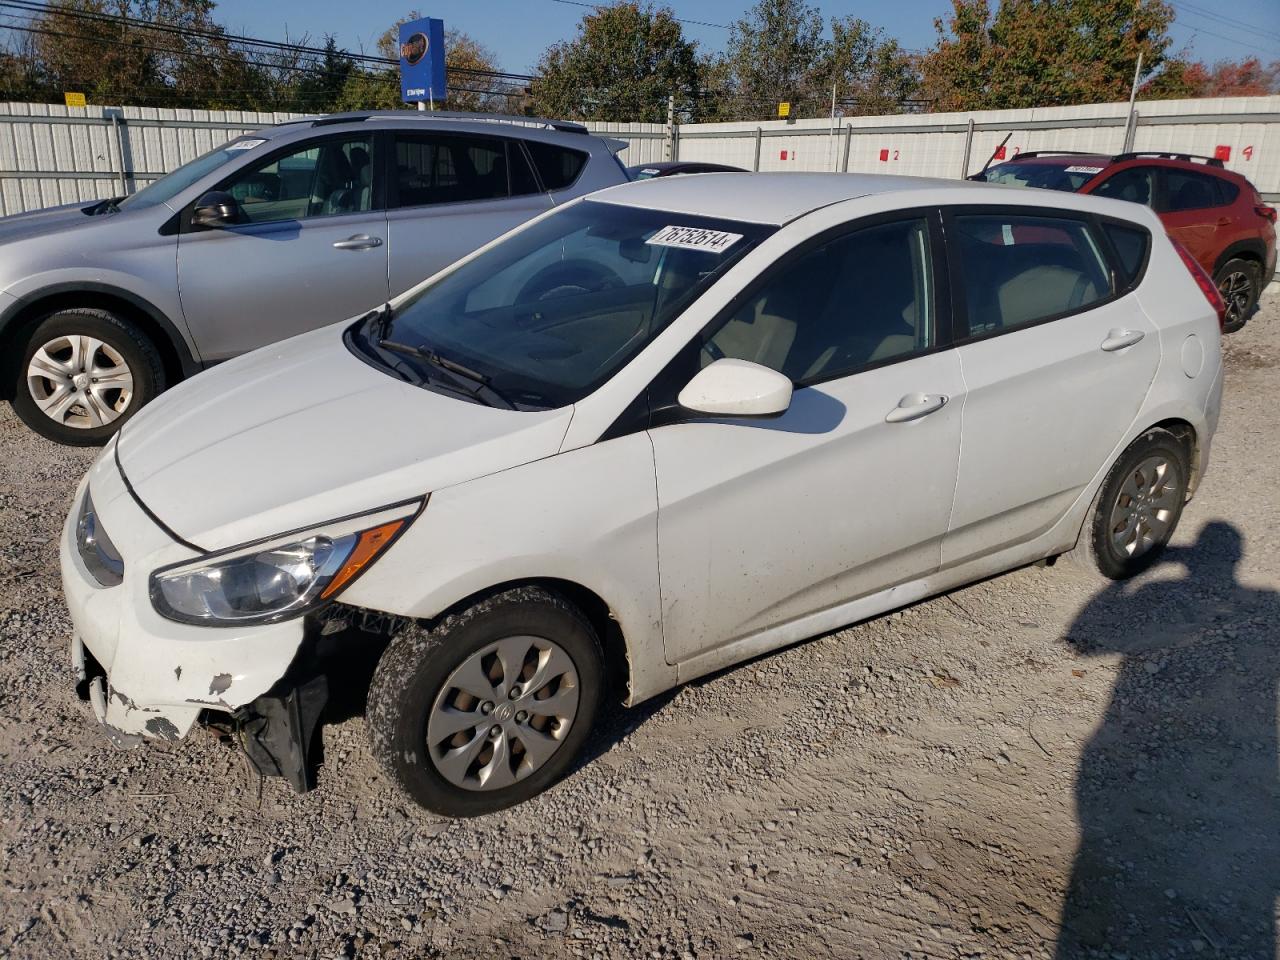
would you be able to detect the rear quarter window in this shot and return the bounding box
[1100,222,1151,286]
[525,141,588,191]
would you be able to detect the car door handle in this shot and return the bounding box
[332,235,383,250]
[885,393,948,423]
[1216,216,1231,226]
[1100,328,1145,352]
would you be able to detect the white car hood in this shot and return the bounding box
[115,326,574,551]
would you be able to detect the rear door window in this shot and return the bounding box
[1161,169,1225,212]
[525,141,588,191]
[950,213,1112,336]
[393,134,515,207]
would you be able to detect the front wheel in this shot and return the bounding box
[10,308,164,445]
[366,587,604,817]
[1214,258,1260,333]
[1073,428,1191,580]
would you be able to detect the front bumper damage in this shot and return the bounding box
[60,458,398,793]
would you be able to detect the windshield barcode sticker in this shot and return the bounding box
[227,138,266,151]
[647,225,743,254]
[1064,165,1104,174]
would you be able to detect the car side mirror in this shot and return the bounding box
[191,190,242,229]
[678,358,793,418]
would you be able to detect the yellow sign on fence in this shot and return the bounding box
[777,101,791,118]
[64,92,87,108]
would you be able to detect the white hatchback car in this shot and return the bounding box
[61,173,1224,816]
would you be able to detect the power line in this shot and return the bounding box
[1170,0,1280,46]
[1168,20,1280,59]
[546,0,729,31]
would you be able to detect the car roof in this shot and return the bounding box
[993,154,1111,166]
[593,172,980,225]
[591,171,1161,227]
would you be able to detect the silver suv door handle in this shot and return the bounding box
[885,393,948,423]
[333,235,383,251]
[1100,328,1144,352]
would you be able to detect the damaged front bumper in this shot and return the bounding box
[60,461,320,786]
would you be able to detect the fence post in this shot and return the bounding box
[841,123,852,172]
[959,118,975,178]
[753,127,762,171]
[108,109,129,195]
[664,94,676,161]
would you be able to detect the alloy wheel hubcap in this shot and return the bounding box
[1217,271,1252,325]
[1109,455,1180,559]
[26,335,134,429]
[426,635,580,791]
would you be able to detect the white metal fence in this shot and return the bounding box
[1,96,1277,217]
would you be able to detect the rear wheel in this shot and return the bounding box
[1214,258,1260,333]
[10,308,163,445]
[1072,428,1191,580]
[366,587,604,817]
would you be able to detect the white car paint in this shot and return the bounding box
[60,172,1221,753]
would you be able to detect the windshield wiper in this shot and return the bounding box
[376,338,516,410]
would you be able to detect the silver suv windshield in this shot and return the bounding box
[351,200,774,409]
[117,137,266,211]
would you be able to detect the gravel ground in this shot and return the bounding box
[2,291,1278,960]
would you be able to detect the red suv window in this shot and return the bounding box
[1161,169,1228,212]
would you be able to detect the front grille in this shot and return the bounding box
[76,490,124,587]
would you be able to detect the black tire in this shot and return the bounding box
[366,586,604,817]
[1214,258,1261,334]
[1073,428,1191,581]
[10,308,164,446]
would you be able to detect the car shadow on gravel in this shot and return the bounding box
[1056,521,1279,958]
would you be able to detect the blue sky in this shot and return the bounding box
[211,0,1280,75]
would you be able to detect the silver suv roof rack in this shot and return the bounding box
[302,111,589,134]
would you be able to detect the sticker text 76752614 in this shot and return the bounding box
[646,225,743,254]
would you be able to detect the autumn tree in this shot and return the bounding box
[1178,57,1280,97]
[530,2,702,122]
[921,0,1184,110]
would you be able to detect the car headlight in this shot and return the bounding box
[150,500,422,625]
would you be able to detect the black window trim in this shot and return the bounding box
[941,203,1147,348]
[603,206,953,438]
[384,128,542,212]
[180,130,384,233]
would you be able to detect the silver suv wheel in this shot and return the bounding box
[26,334,135,429]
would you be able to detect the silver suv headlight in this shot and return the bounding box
[150,500,422,625]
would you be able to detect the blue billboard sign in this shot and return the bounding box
[399,18,446,105]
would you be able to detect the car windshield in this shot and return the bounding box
[353,200,774,409]
[971,160,1105,192]
[116,136,267,211]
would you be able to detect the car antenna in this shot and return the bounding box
[976,132,1014,177]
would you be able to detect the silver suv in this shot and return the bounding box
[0,112,629,444]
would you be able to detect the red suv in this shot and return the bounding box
[970,151,1277,331]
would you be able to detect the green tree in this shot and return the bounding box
[716,0,918,119]
[922,0,1184,110]
[291,37,354,112]
[31,0,272,109]
[530,2,702,122]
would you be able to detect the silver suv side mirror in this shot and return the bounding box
[191,191,242,229]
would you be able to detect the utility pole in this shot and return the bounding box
[1123,51,1143,153]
